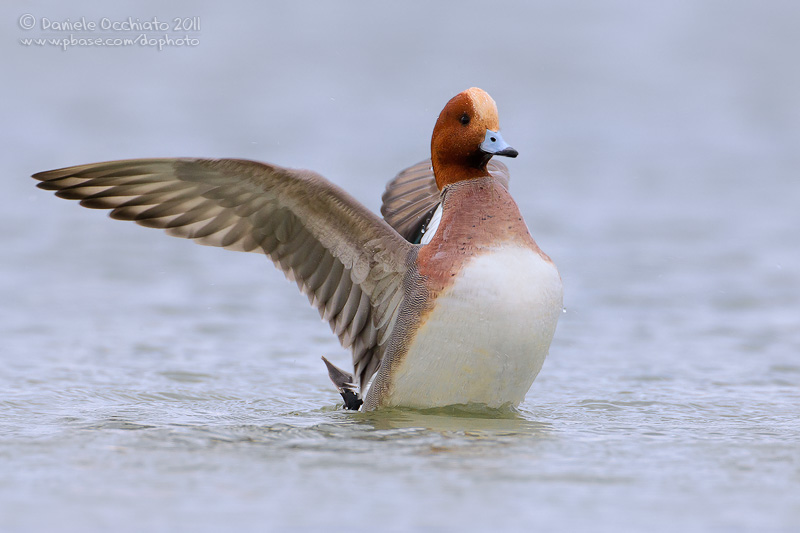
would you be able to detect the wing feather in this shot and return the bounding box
[33,158,413,390]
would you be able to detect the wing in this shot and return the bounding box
[380,158,511,242]
[33,158,413,391]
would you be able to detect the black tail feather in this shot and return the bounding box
[321,356,363,410]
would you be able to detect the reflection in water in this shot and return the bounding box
[65,402,554,460]
[354,405,550,435]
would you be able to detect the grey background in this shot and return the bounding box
[2,1,799,531]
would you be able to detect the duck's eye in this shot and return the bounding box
[460,113,470,125]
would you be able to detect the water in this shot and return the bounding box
[2,1,799,531]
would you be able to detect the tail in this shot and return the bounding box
[321,356,363,410]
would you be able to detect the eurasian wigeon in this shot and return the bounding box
[33,87,563,411]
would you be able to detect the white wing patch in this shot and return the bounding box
[420,203,443,245]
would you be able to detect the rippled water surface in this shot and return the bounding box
[3,1,799,531]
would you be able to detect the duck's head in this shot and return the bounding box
[430,87,518,190]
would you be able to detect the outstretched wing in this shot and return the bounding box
[380,158,511,242]
[33,158,413,390]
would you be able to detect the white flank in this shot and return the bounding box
[385,247,563,409]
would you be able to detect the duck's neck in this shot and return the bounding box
[432,157,491,190]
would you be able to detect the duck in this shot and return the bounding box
[32,87,563,411]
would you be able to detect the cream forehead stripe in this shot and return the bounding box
[464,87,498,123]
